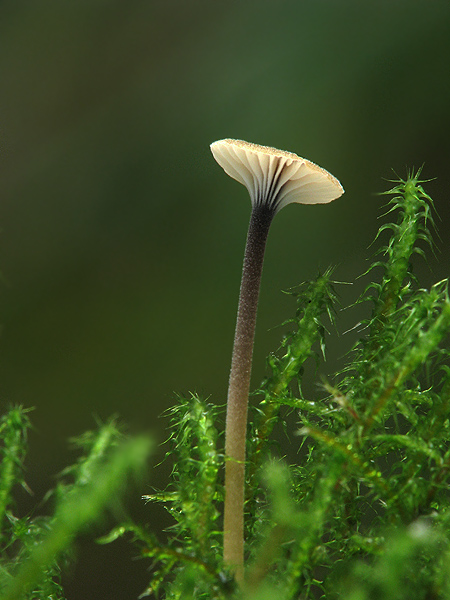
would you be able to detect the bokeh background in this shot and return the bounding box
[1,1,450,598]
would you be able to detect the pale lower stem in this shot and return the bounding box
[223,204,275,582]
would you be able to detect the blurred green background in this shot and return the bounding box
[1,1,450,598]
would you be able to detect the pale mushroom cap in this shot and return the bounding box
[210,138,344,213]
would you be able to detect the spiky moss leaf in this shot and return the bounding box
[0,429,153,600]
[0,406,32,533]
[166,394,221,553]
[0,407,64,599]
[341,279,450,426]
[263,268,338,397]
[361,292,450,434]
[247,269,339,490]
[340,173,439,405]
[142,392,222,594]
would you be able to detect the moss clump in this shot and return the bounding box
[128,172,450,599]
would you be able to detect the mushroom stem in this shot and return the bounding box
[224,203,275,580]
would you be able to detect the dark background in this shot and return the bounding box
[1,1,450,598]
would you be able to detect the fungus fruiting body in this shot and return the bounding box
[210,138,344,582]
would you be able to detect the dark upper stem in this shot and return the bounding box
[223,204,275,580]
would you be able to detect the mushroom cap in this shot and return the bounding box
[210,138,344,213]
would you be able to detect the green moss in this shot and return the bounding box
[2,172,450,599]
[133,172,450,598]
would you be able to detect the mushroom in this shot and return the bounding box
[210,138,344,581]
